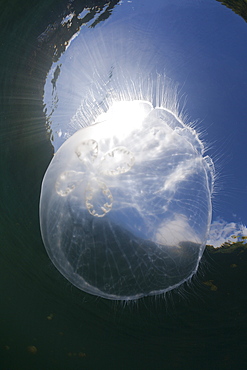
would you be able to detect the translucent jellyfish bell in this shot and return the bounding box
[40,100,214,300]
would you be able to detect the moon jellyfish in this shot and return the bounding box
[40,99,214,300]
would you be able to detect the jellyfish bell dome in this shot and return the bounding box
[40,100,214,300]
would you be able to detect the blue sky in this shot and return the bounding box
[43,0,247,247]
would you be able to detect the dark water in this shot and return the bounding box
[1,0,247,369]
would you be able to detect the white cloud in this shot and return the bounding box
[207,218,247,248]
[155,213,200,246]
